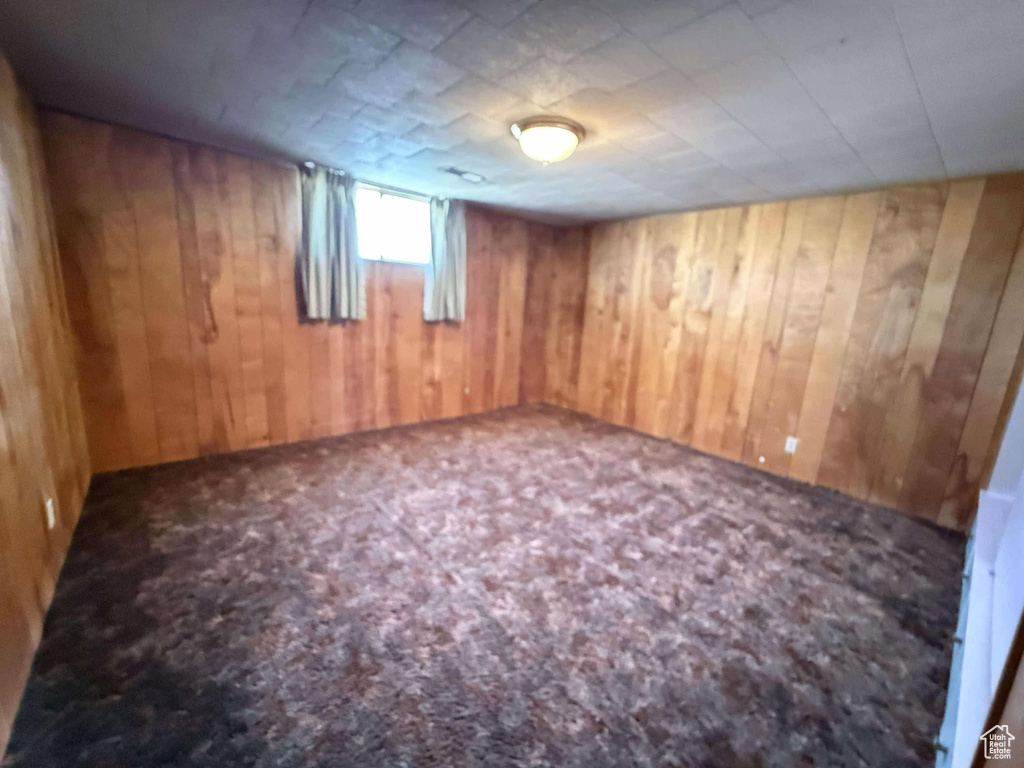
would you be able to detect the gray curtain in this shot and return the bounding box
[299,166,365,320]
[424,198,466,322]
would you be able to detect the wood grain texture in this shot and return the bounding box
[41,111,555,473]
[0,56,89,753]
[899,175,1024,521]
[789,192,880,483]
[518,223,590,409]
[549,176,1024,528]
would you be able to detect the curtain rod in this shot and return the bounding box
[301,160,432,203]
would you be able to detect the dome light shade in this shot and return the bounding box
[511,117,584,164]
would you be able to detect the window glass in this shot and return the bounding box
[355,187,430,265]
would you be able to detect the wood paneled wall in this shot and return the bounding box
[519,225,590,408]
[0,58,90,751]
[33,112,1024,533]
[39,111,552,473]
[540,176,1024,529]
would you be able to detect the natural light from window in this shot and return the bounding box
[355,187,430,265]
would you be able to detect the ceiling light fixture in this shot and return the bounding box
[510,116,584,165]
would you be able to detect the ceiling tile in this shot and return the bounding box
[504,0,622,64]
[4,0,1023,222]
[329,61,411,107]
[649,4,772,75]
[736,0,788,17]
[616,123,691,157]
[548,88,648,141]
[592,0,731,41]
[376,42,467,96]
[897,0,1024,176]
[439,76,522,117]
[692,52,852,159]
[313,114,380,144]
[499,57,589,107]
[350,103,422,136]
[612,69,704,119]
[790,152,875,189]
[291,9,400,68]
[351,0,472,50]
[742,160,820,196]
[563,33,667,91]
[452,0,538,26]
[434,17,538,80]
[488,98,547,128]
[404,123,466,150]
[391,95,467,127]
[445,113,510,145]
[282,81,365,119]
[753,0,896,58]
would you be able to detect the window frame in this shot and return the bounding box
[353,182,432,266]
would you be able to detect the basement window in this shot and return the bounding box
[355,185,431,265]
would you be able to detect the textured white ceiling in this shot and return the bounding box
[1,0,1023,223]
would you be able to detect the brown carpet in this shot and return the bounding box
[6,404,963,767]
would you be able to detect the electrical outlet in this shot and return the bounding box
[784,436,799,454]
[45,498,56,530]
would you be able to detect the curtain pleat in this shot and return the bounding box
[424,198,466,322]
[300,166,365,320]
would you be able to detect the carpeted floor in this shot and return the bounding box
[6,404,964,768]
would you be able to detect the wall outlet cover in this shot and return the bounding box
[45,497,56,530]
[784,436,799,454]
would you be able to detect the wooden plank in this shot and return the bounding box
[439,319,464,419]
[493,219,527,408]
[816,183,948,498]
[53,115,158,470]
[756,195,845,477]
[309,321,332,437]
[788,191,881,483]
[328,322,351,432]
[170,143,216,455]
[343,265,372,432]
[276,166,311,443]
[600,218,648,426]
[518,224,552,403]
[193,144,248,453]
[633,213,695,437]
[978,326,1024,497]
[545,226,589,410]
[1,69,91,752]
[693,205,758,456]
[900,174,1024,519]
[938,227,1024,526]
[577,222,620,417]
[396,264,424,425]
[252,161,288,445]
[420,321,443,421]
[222,155,269,447]
[869,179,986,506]
[669,209,728,443]
[742,201,807,467]
[481,217,504,413]
[463,210,491,414]
[101,201,161,468]
[44,121,134,472]
[26,108,89,507]
[114,127,199,462]
[372,263,396,428]
[366,263,423,427]
[720,202,787,459]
